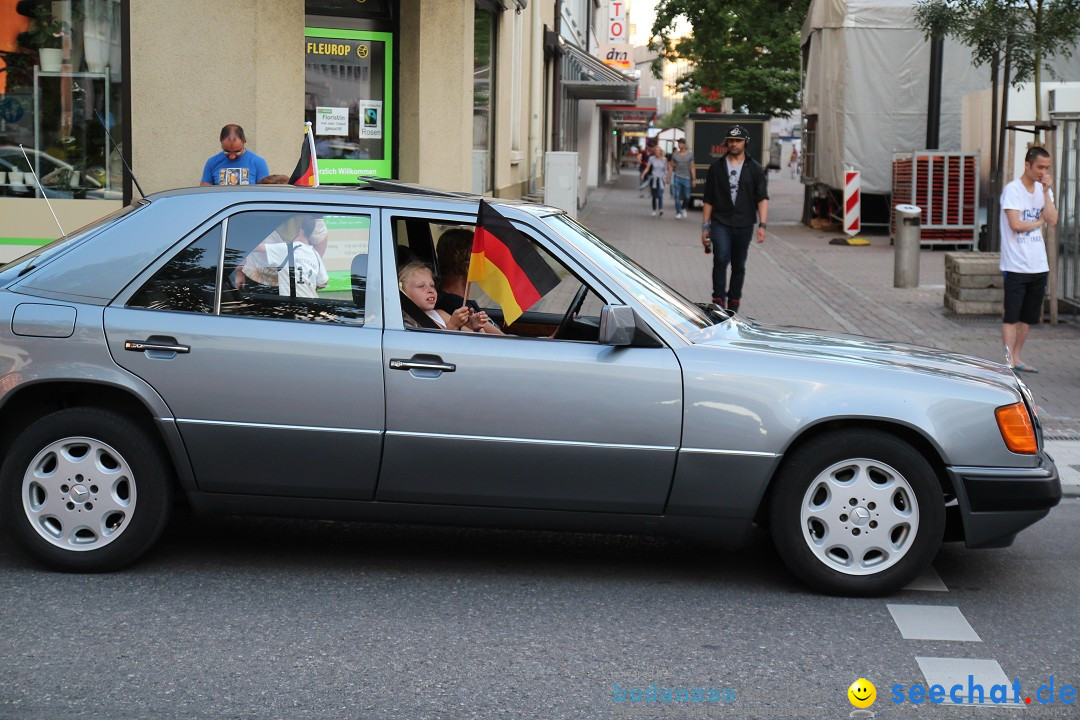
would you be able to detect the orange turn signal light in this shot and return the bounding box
[995,402,1038,454]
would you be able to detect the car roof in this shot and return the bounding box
[146,182,564,218]
[7,182,565,304]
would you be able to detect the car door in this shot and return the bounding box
[377,210,682,514]
[105,206,384,500]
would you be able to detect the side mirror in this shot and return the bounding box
[598,304,637,346]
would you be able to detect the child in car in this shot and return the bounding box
[398,261,490,331]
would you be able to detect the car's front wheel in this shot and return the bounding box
[0,407,172,572]
[769,429,945,596]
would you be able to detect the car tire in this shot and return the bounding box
[769,429,945,596]
[0,407,173,572]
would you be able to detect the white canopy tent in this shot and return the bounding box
[802,0,1080,197]
[802,0,991,193]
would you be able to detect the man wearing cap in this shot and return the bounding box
[700,125,769,313]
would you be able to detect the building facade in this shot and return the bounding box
[0,0,636,252]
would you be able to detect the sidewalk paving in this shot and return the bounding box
[578,169,1080,495]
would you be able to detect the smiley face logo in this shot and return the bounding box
[848,678,876,708]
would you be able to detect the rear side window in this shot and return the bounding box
[127,225,221,314]
[219,211,369,325]
[124,212,370,325]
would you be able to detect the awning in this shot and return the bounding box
[600,105,656,126]
[561,42,637,101]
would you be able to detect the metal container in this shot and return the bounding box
[894,204,922,288]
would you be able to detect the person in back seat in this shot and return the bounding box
[237,216,330,293]
[246,216,329,298]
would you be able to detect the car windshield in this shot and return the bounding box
[0,202,144,287]
[545,213,720,338]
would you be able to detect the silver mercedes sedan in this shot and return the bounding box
[0,183,1060,595]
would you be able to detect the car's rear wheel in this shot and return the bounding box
[769,429,944,596]
[0,407,172,572]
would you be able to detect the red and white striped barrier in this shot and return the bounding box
[844,170,861,236]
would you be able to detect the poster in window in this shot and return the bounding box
[359,100,382,139]
[317,107,349,136]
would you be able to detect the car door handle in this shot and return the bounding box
[389,358,456,373]
[125,339,191,354]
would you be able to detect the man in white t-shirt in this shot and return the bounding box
[999,146,1059,373]
[251,216,329,298]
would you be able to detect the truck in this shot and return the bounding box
[685,113,770,209]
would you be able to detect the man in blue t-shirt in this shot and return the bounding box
[200,124,269,186]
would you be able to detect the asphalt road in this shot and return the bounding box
[0,498,1076,719]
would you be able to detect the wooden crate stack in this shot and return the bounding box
[944,252,1002,314]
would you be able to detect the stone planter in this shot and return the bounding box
[944,252,1003,315]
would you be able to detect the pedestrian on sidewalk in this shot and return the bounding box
[1000,146,1059,374]
[638,142,651,198]
[642,145,669,217]
[700,125,769,313]
[669,137,695,219]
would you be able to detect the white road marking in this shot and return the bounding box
[887,604,982,642]
[914,657,1023,708]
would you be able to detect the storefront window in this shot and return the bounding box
[473,9,494,194]
[0,0,124,200]
[304,27,392,182]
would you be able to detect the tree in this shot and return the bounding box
[649,0,809,117]
[1022,0,1080,120]
[915,0,1080,249]
[917,0,1080,120]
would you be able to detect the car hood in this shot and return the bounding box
[692,315,1019,391]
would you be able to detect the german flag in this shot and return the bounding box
[289,122,319,187]
[467,201,560,325]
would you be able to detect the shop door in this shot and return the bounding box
[304,27,393,182]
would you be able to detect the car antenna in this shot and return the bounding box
[95,108,146,199]
[18,144,65,237]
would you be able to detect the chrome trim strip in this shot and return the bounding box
[680,447,780,458]
[387,430,674,451]
[214,216,228,316]
[948,465,1055,479]
[176,418,380,435]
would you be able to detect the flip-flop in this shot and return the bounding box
[1013,363,1039,374]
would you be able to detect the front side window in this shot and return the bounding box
[395,216,604,341]
[221,211,369,325]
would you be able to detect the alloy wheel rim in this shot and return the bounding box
[798,458,919,576]
[21,436,136,552]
